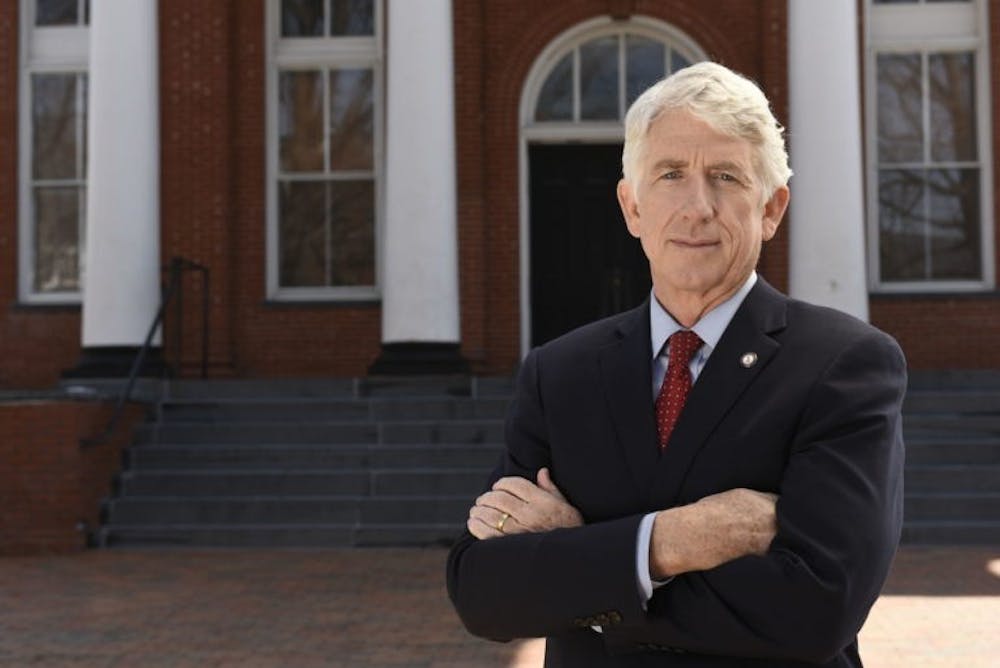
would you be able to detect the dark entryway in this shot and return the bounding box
[529,143,651,346]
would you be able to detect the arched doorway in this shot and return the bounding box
[519,17,706,350]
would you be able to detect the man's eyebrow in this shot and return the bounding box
[651,158,687,171]
[708,160,750,175]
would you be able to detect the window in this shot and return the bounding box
[267,0,381,300]
[18,0,90,301]
[866,0,993,290]
[530,26,700,127]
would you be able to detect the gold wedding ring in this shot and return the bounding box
[497,512,510,533]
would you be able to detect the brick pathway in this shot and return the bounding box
[0,546,996,667]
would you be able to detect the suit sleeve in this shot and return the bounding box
[602,330,907,662]
[446,348,651,641]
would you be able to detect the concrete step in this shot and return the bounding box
[134,420,505,446]
[904,493,1000,522]
[125,443,504,471]
[904,390,1000,414]
[104,496,470,525]
[118,469,489,497]
[904,414,1000,433]
[904,466,1000,493]
[901,521,1000,545]
[158,397,509,423]
[904,438,1000,466]
[98,523,462,548]
[163,376,515,401]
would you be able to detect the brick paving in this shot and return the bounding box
[0,546,996,667]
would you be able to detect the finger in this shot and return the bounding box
[469,505,512,532]
[492,476,546,503]
[475,490,526,516]
[469,505,521,536]
[468,516,500,540]
[536,467,567,501]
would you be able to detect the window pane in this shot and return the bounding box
[329,69,373,170]
[626,36,664,107]
[536,52,572,121]
[879,169,926,281]
[328,180,375,285]
[279,180,327,286]
[279,70,324,172]
[36,0,78,25]
[670,50,691,74]
[928,168,980,279]
[33,73,83,180]
[580,36,619,120]
[34,186,81,292]
[929,52,976,162]
[330,0,374,36]
[281,0,324,37]
[877,53,922,163]
[279,180,375,287]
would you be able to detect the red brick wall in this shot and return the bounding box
[0,400,144,555]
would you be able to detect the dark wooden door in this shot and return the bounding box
[529,143,650,347]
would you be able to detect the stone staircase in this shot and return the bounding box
[93,371,1000,548]
[901,372,1000,545]
[96,377,510,548]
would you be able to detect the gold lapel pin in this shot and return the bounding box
[740,352,758,368]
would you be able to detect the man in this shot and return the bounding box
[447,62,906,667]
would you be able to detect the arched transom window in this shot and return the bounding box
[528,22,705,126]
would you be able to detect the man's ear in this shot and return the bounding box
[617,179,641,239]
[761,185,790,241]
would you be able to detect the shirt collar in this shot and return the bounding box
[650,272,758,359]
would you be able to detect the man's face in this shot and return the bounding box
[617,109,789,309]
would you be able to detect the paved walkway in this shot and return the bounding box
[0,546,997,667]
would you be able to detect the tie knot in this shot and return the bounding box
[668,330,702,365]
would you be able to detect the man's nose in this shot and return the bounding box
[681,178,715,221]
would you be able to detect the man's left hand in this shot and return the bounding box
[468,467,583,540]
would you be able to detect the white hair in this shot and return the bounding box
[621,61,792,200]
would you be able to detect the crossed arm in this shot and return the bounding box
[469,468,778,580]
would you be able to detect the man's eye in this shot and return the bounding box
[661,171,681,180]
[717,173,736,182]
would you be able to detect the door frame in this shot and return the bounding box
[517,16,706,357]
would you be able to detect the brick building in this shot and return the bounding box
[1,0,998,387]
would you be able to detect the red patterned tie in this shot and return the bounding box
[655,330,703,449]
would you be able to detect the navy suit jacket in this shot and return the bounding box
[447,278,906,667]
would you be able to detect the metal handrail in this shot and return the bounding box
[81,256,210,446]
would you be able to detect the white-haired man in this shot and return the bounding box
[447,62,906,667]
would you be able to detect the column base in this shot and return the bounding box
[368,342,469,376]
[62,345,169,379]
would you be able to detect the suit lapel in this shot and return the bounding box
[649,279,789,508]
[599,301,661,495]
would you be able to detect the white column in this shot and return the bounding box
[381,0,460,344]
[787,0,869,321]
[81,0,160,347]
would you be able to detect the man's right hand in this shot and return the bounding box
[649,488,778,579]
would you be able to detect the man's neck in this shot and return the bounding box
[653,283,745,328]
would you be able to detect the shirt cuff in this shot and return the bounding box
[636,511,673,608]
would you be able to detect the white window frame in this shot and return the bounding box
[864,0,994,292]
[265,0,384,302]
[18,0,90,304]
